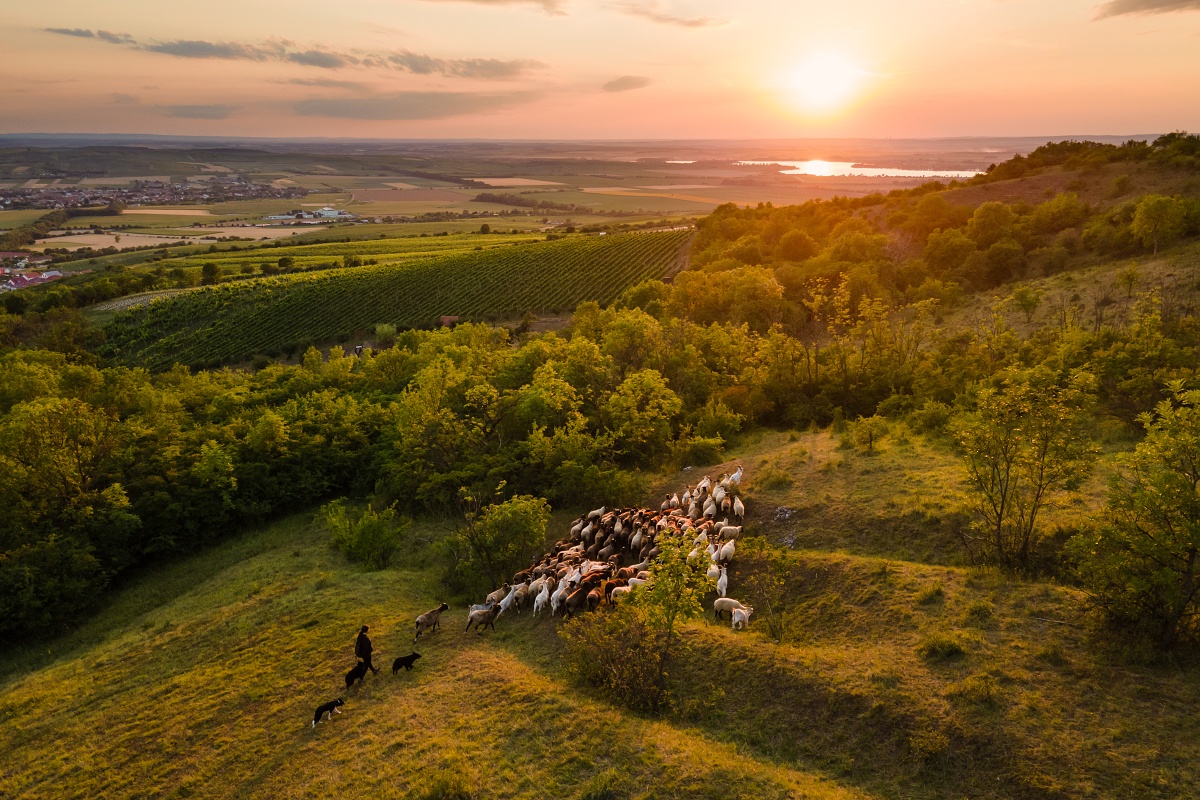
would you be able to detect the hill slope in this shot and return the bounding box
[100,230,692,369]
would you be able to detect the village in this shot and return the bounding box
[0,175,307,210]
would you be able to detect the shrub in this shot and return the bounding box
[919,633,967,661]
[561,605,663,710]
[375,323,397,348]
[320,499,409,570]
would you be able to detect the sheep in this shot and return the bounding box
[627,576,648,588]
[718,525,742,541]
[609,585,632,603]
[731,606,754,630]
[706,563,721,582]
[732,496,745,520]
[465,603,502,634]
[499,584,520,615]
[587,505,606,521]
[486,583,510,606]
[660,495,672,512]
[718,539,736,563]
[513,581,532,611]
[713,485,726,506]
[713,597,747,621]
[729,465,743,485]
[469,599,497,614]
[550,580,570,616]
[414,602,450,642]
[716,566,728,598]
[670,493,681,509]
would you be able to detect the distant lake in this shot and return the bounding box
[738,159,982,178]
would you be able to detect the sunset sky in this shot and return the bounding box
[3,0,1199,138]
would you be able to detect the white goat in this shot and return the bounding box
[533,581,551,616]
[732,606,754,630]
[732,496,745,520]
[716,566,728,598]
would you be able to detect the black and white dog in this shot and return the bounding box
[312,698,345,727]
[345,660,369,689]
[392,652,422,674]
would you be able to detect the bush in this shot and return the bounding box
[561,605,664,710]
[320,499,409,570]
[375,323,397,348]
[670,434,725,467]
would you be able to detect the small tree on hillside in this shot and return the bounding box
[200,262,221,286]
[1011,286,1042,325]
[952,369,1097,571]
[1132,195,1185,255]
[443,485,550,591]
[737,536,790,643]
[1073,384,1200,648]
[629,534,709,696]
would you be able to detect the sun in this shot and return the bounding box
[785,51,868,115]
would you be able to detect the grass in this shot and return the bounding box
[5,496,1200,799]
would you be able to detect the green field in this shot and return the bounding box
[102,230,692,368]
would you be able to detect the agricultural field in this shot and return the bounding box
[102,230,693,369]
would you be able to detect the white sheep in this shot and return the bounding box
[732,496,745,520]
[627,576,648,588]
[550,580,570,616]
[729,465,743,486]
[731,606,753,630]
[587,505,606,520]
[718,525,742,541]
[713,597,747,620]
[706,563,721,581]
[716,566,728,598]
[718,539,736,563]
[485,583,510,606]
[609,585,633,603]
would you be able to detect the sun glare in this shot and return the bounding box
[785,51,868,115]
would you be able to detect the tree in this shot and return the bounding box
[1073,385,1200,648]
[200,262,221,286]
[444,488,550,591]
[952,370,1096,571]
[628,533,709,697]
[774,229,818,262]
[849,414,889,454]
[479,223,491,234]
[923,228,976,276]
[1132,194,1184,255]
[1117,265,1140,299]
[602,369,682,463]
[1011,286,1042,324]
[966,202,1016,250]
[737,537,790,642]
[278,256,295,271]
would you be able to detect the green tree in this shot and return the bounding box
[445,489,550,591]
[278,256,295,271]
[628,534,709,698]
[923,228,976,276]
[1073,385,1200,648]
[849,414,889,454]
[952,370,1096,571]
[1011,286,1042,324]
[1132,194,1184,255]
[603,369,682,462]
[774,229,818,262]
[966,202,1016,250]
[200,262,221,286]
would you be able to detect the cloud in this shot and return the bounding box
[609,2,722,27]
[144,39,281,60]
[43,28,540,79]
[165,104,237,119]
[602,75,653,92]
[388,51,544,79]
[285,77,368,89]
[110,93,140,105]
[1096,0,1200,16]
[45,27,95,38]
[96,30,135,44]
[292,90,541,120]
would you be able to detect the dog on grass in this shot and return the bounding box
[392,652,422,674]
[345,659,369,689]
[312,698,344,727]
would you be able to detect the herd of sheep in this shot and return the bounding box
[447,465,753,638]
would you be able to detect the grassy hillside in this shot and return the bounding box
[99,230,692,369]
[5,438,1200,799]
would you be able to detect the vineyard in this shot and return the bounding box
[102,230,693,369]
[153,230,541,274]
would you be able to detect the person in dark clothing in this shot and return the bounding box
[355,625,380,674]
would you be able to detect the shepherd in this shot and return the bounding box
[355,625,380,675]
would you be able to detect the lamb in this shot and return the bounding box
[716,566,728,598]
[713,597,747,621]
[731,606,754,630]
[414,602,450,642]
[465,603,502,633]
